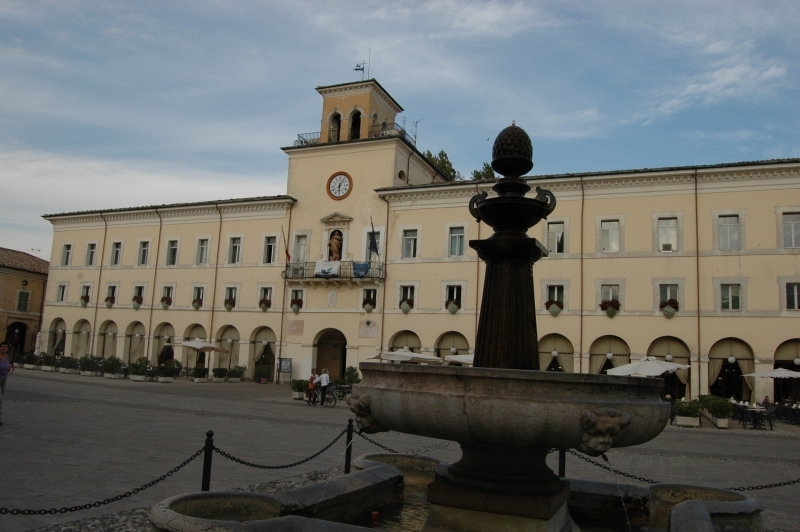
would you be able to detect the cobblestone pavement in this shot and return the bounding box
[1,369,798,531]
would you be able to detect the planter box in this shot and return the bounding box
[157,377,173,383]
[212,377,225,383]
[104,373,122,379]
[130,375,147,382]
[228,378,241,383]
[193,378,207,383]
[292,391,306,400]
[80,371,100,376]
[675,415,700,428]
[60,368,78,374]
[702,408,729,429]
[23,364,36,370]
[41,365,55,372]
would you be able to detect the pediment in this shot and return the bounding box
[320,212,353,226]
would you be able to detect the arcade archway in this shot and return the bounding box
[315,329,347,380]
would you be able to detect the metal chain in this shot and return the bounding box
[728,478,800,492]
[0,448,204,516]
[356,431,398,453]
[214,429,347,469]
[567,450,660,484]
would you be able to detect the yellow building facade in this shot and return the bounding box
[41,80,800,402]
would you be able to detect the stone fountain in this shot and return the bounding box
[347,124,671,531]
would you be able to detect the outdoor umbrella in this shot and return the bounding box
[445,354,474,366]
[370,347,443,365]
[606,356,690,377]
[165,340,230,353]
[742,368,800,378]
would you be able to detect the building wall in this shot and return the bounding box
[1,266,47,353]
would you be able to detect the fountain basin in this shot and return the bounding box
[350,363,669,453]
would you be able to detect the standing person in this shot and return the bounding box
[0,342,14,426]
[317,369,331,407]
[306,368,318,404]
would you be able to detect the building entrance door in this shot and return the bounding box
[315,329,346,381]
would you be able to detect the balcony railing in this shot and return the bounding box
[293,132,320,147]
[282,261,384,281]
[368,123,415,145]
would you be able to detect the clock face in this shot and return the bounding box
[327,172,352,200]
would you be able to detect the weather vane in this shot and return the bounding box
[353,49,371,80]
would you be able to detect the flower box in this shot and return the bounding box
[600,299,620,318]
[23,364,36,370]
[259,299,272,312]
[157,377,173,383]
[212,377,225,383]
[193,377,207,383]
[675,415,700,428]
[702,408,729,429]
[104,373,122,379]
[192,298,203,310]
[228,378,241,383]
[130,375,147,382]
[160,296,172,310]
[292,391,306,400]
[79,297,89,308]
[80,371,100,376]
[41,365,55,372]
[545,299,563,317]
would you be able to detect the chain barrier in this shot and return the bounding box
[0,448,204,516]
[356,431,398,453]
[728,478,800,492]
[567,450,660,484]
[213,429,348,469]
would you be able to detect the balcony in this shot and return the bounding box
[369,123,415,145]
[293,132,320,147]
[282,261,384,285]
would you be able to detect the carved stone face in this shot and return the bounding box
[346,392,386,434]
[577,407,632,457]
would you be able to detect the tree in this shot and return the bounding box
[471,162,497,180]
[423,149,463,181]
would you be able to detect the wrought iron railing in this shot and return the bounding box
[368,123,415,145]
[282,261,384,281]
[293,132,320,147]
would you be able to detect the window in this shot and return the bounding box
[449,227,465,257]
[192,286,204,301]
[548,223,564,254]
[107,285,117,299]
[16,291,30,312]
[721,284,740,310]
[294,235,308,264]
[162,286,173,301]
[784,213,800,248]
[138,241,149,265]
[401,285,415,302]
[402,230,418,259]
[110,242,122,266]
[134,285,145,299]
[446,285,462,305]
[56,285,67,302]
[601,221,619,252]
[260,286,272,301]
[229,237,241,264]
[719,216,739,250]
[291,289,304,308]
[166,240,178,265]
[601,284,620,301]
[225,286,237,306]
[85,243,96,266]
[660,284,678,301]
[548,285,564,302]
[263,237,277,264]
[363,288,377,304]
[196,239,209,265]
[658,218,677,252]
[366,231,381,261]
[61,244,72,266]
[786,283,800,310]
[81,285,91,298]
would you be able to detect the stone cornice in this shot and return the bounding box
[316,80,403,113]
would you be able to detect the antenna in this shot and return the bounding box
[367,48,371,79]
[354,61,366,81]
[413,119,423,141]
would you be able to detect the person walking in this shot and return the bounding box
[0,342,14,426]
[317,369,331,407]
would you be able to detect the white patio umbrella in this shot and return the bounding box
[742,368,800,379]
[606,356,690,377]
[165,340,230,354]
[370,346,443,365]
[445,354,474,366]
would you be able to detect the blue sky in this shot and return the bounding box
[1,1,798,260]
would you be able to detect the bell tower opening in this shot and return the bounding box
[329,113,341,143]
[349,111,361,140]
[316,80,404,145]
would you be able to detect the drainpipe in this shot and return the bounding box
[90,213,109,357]
[208,204,223,369]
[276,200,295,383]
[694,169,701,399]
[579,177,585,373]
[145,208,163,363]
[378,195,390,355]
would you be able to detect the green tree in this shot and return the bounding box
[423,149,463,181]
[471,162,497,180]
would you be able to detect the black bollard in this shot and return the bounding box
[558,448,566,478]
[201,430,214,491]
[344,419,354,474]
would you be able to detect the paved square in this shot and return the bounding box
[2,370,798,531]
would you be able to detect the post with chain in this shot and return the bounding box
[344,419,354,474]
[201,431,214,492]
[558,448,566,478]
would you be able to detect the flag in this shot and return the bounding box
[369,217,379,258]
[281,226,291,262]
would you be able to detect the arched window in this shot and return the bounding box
[350,111,361,140]
[329,114,341,143]
[398,170,407,183]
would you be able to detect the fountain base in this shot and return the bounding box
[423,500,573,532]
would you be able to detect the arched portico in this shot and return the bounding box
[709,338,754,401]
[153,322,176,364]
[314,328,347,380]
[97,320,118,359]
[183,324,207,368]
[589,336,630,374]
[388,330,421,353]
[435,331,469,359]
[71,320,92,358]
[124,322,146,363]
[250,327,277,380]
[5,322,27,353]
[538,334,575,372]
[773,339,800,402]
[48,318,67,356]
[648,336,691,399]
[215,325,239,370]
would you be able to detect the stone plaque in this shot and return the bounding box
[285,320,304,336]
[328,290,337,307]
[358,319,378,338]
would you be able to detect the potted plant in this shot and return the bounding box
[599,298,620,318]
[212,367,228,383]
[104,296,115,308]
[79,356,99,376]
[344,366,362,385]
[103,355,123,378]
[674,400,704,427]
[445,299,461,315]
[192,298,203,310]
[254,366,272,384]
[362,296,376,313]
[699,395,732,428]
[290,298,303,314]
[59,356,79,374]
[259,298,272,312]
[227,365,245,382]
[129,357,149,381]
[156,360,181,382]
[131,295,143,310]
[80,295,90,308]
[40,353,56,372]
[545,299,563,317]
[660,298,679,319]
[400,299,414,314]
[160,296,172,310]
[192,366,209,382]
[290,379,309,400]
[224,297,235,311]
[23,352,37,370]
